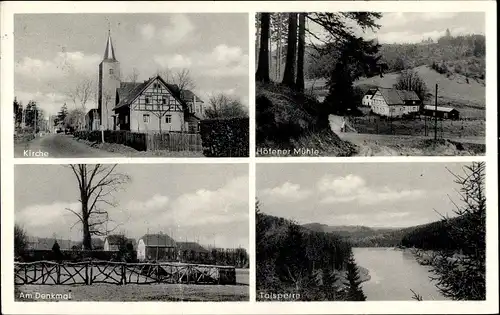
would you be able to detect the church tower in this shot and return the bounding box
[98,30,121,130]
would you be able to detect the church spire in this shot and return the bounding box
[103,28,117,61]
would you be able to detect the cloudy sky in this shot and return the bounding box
[15,164,249,250]
[308,12,485,45]
[14,13,249,115]
[257,162,472,228]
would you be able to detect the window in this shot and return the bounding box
[143,114,150,123]
[162,98,167,105]
[125,115,129,124]
[145,97,150,104]
[109,69,114,75]
[165,115,172,124]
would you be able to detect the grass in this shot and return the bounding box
[15,268,249,302]
[348,115,485,139]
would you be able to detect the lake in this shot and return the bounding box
[353,247,449,301]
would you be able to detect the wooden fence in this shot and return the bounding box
[14,261,236,285]
[146,132,202,152]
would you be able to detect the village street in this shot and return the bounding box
[14,134,122,158]
[338,132,485,146]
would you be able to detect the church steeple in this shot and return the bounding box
[103,29,117,61]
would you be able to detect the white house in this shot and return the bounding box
[369,88,422,117]
[362,89,377,107]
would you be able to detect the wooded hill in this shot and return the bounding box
[302,215,466,250]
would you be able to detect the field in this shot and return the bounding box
[15,268,249,302]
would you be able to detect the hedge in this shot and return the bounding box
[17,249,137,263]
[200,118,249,157]
[73,130,147,151]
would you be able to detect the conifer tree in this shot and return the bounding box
[430,162,486,300]
[345,252,366,301]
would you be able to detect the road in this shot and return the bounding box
[15,134,123,158]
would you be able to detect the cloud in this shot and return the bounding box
[15,90,68,115]
[153,54,192,69]
[126,194,169,213]
[164,176,248,226]
[318,174,425,205]
[317,174,365,195]
[15,51,101,80]
[261,182,312,202]
[161,14,195,44]
[138,23,155,40]
[153,44,248,78]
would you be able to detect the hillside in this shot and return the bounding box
[355,65,486,107]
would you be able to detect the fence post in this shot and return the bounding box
[121,264,126,285]
[89,261,93,285]
[85,262,89,285]
[57,264,61,284]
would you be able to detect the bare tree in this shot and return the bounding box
[173,68,195,93]
[205,93,248,119]
[393,70,429,101]
[67,78,96,129]
[66,164,130,250]
[126,68,140,83]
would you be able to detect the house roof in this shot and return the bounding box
[374,88,421,105]
[177,242,209,253]
[364,88,378,96]
[140,233,176,247]
[423,105,457,113]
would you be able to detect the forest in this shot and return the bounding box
[256,202,366,301]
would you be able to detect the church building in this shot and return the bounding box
[95,31,204,133]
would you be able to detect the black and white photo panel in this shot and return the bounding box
[14,163,249,301]
[14,13,249,158]
[256,162,486,301]
[255,12,486,157]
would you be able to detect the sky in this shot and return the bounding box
[307,12,485,45]
[257,162,473,228]
[15,164,249,250]
[14,13,249,116]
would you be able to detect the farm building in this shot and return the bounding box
[362,88,377,106]
[98,31,204,132]
[177,242,209,261]
[422,105,460,120]
[369,88,422,117]
[137,233,177,261]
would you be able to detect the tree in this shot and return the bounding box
[282,13,298,88]
[24,100,45,132]
[324,36,380,114]
[67,78,95,129]
[56,103,69,126]
[394,69,429,101]
[270,13,288,81]
[205,93,248,119]
[296,13,307,92]
[256,13,271,83]
[431,162,486,300]
[14,97,23,128]
[345,252,366,301]
[66,164,130,250]
[127,68,140,83]
[14,224,28,258]
[64,108,86,131]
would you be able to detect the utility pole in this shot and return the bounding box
[434,83,438,140]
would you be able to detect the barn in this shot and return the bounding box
[422,105,460,120]
[104,235,135,251]
[137,233,177,261]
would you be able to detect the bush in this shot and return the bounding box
[200,118,249,157]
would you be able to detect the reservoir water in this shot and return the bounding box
[353,247,449,301]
